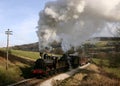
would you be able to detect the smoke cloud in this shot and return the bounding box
[37,0,120,52]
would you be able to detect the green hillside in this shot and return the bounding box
[0,48,39,60]
[0,49,39,86]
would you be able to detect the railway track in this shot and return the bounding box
[8,73,61,86]
[8,78,42,86]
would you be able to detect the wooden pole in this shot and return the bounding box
[5,29,12,70]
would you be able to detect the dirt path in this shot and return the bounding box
[39,63,90,86]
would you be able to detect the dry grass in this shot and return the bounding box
[81,79,120,86]
[86,64,100,73]
[0,53,33,85]
[80,72,120,86]
[0,57,6,66]
[0,65,23,86]
[53,64,120,86]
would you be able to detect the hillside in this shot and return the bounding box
[53,64,120,86]
[11,41,63,54]
[0,49,39,85]
[11,41,62,52]
[10,37,120,53]
[12,42,39,52]
[53,52,120,86]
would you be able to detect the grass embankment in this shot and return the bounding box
[0,56,28,85]
[92,53,120,78]
[0,49,39,85]
[0,65,22,86]
[53,64,120,86]
[53,52,120,86]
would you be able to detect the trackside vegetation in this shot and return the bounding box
[0,65,22,85]
[0,49,39,85]
[92,53,120,78]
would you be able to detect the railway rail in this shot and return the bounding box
[8,72,62,86]
[8,78,42,86]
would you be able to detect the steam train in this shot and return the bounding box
[32,52,90,77]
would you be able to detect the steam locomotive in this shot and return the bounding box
[32,52,89,77]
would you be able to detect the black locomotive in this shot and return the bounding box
[32,52,89,77]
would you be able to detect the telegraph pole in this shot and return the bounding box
[5,29,12,70]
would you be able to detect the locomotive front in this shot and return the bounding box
[32,58,47,76]
[32,52,59,76]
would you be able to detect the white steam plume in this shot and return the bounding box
[37,0,120,52]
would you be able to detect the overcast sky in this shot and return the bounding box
[0,0,56,47]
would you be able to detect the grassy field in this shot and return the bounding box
[92,58,120,78]
[92,53,120,79]
[95,41,108,47]
[0,48,39,60]
[0,48,39,85]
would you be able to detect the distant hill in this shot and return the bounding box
[11,37,120,52]
[11,41,62,52]
[94,37,120,41]
[12,42,39,52]
[12,42,63,54]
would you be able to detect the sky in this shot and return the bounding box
[0,0,114,48]
[0,0,55,47]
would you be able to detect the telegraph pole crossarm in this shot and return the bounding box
[5,29,12,70]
